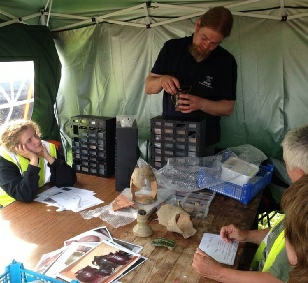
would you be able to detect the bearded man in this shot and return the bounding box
[145,6,237,149]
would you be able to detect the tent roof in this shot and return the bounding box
[0,0,307,31]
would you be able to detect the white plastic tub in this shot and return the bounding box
[221,157,259,186]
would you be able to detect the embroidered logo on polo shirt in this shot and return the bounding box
[199,76,213,89]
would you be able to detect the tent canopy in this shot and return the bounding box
[0,0,308,31]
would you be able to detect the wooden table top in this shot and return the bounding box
[0,173,261,283]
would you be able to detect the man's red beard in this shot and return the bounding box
[189,43,211,61]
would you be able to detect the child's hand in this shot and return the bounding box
[38,144,55,164]
[15,143,38,163]
[37,144,49,159]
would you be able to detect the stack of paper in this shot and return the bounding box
[34,186,104,212]
[35,226,147,283]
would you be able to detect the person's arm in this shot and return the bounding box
[243,228,270,245]
[192,249,283,283]
[35,143,76,187]
[199,98,235,116]
[220,224,270,245]
[49,152,77,187]
[0,157,40,202]
[145,73,180,95]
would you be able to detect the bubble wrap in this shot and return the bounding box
[156,144,267,192]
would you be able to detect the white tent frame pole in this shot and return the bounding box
[51,4,146,31]
[44,0,51,11]
[150,12,281,29]
[46,0,52,27]
[152,0,263,11]
[97,19,145,27]
[150,12,205,28]
[142,3,151,27]
[150,2,282,28]
[0,18,19,27]
[289,12,308,20]
[232,11,281,20]
[48,13,90,20]
[96,4,145,18]
[51,16,145,32]
[151,2,209,11]
[54,3,145,22]
[0,12,41,27]
[0,9,15,19]
[1,0,303,31]
[225,0,264,9]
[51,18,94,32]
[279,0,287,18]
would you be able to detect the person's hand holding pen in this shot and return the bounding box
[220,224,248,243]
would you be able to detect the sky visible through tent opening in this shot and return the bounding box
[0,61,34,124]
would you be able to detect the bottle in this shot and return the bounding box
[133,209,153,237]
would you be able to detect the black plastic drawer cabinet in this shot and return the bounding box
[150,116,207,169]
[71,115,116,177]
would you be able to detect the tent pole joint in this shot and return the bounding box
[281,15,287,21]
[146,1,152,8]
[146,23,151,28]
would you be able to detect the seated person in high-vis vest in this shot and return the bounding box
[0,119,77,206]
[281,175,308,283]
[192,123,308,283]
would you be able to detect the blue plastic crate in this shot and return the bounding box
[199,164,274,205]
[0,261,79,283]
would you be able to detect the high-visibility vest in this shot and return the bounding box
[250,215,285,272]
[0,141,57,202]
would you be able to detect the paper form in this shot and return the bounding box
[199,233,239,265]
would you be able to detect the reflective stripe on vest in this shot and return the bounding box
[0,141,57,187]
[250,216,285,271]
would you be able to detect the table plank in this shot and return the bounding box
[0,173,261,283]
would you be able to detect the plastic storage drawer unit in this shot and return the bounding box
[150,116,207,169]
[71,115,116,177]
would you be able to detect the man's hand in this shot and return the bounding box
[176,93,204,113]
[160,75,180,95]
[220,224,249,243]
[192,248,223,281]
[176,94,235,116]
[145,72,180,95]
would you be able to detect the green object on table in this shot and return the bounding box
[151,237,176,250]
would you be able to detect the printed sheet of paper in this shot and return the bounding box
[57,240,141,283]
[34,186,103,212]
[199,233,239,265]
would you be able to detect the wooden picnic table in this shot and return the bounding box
[0,173,261,282]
